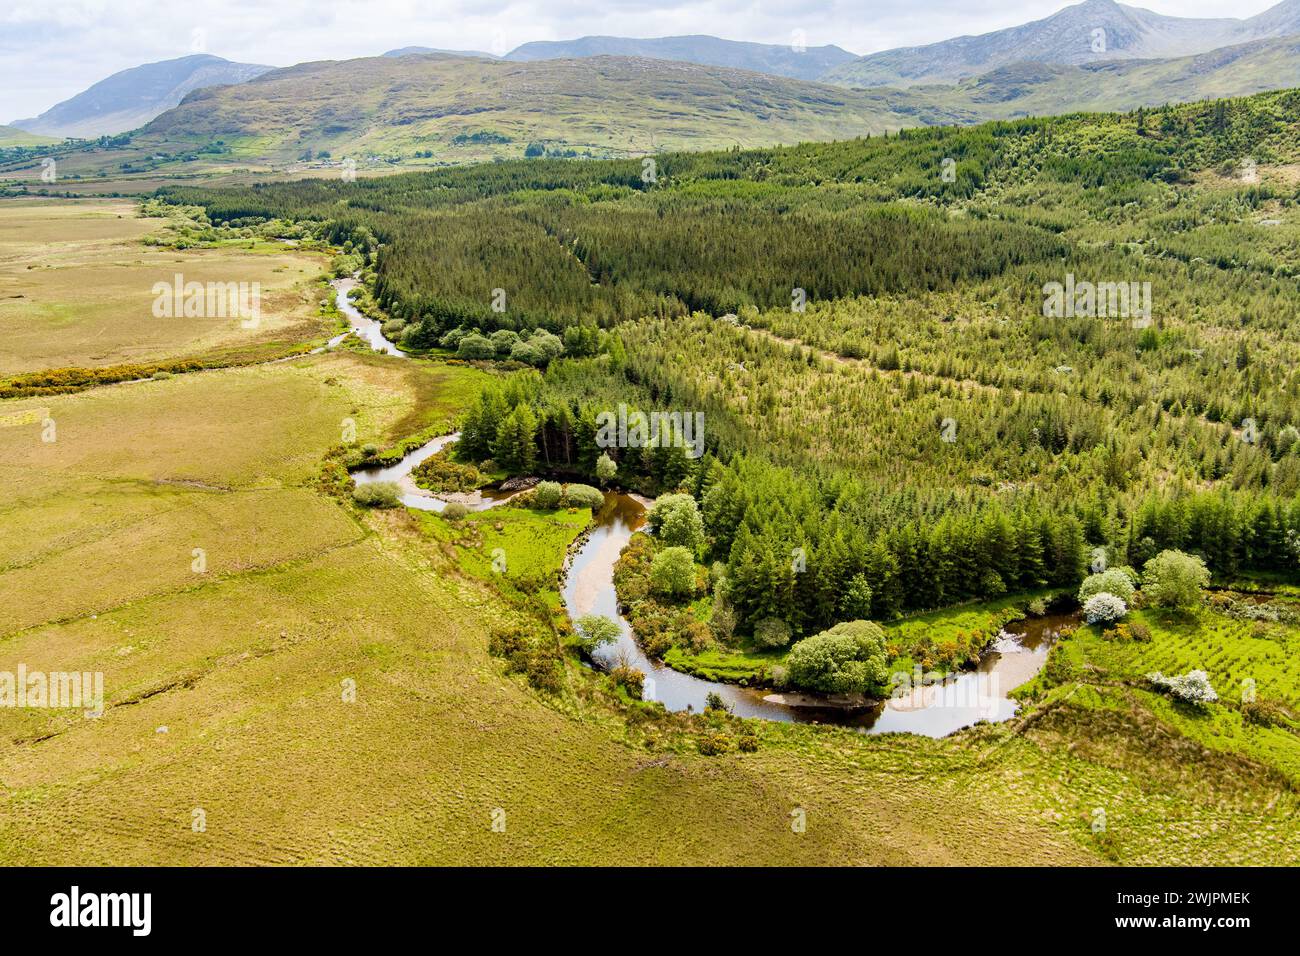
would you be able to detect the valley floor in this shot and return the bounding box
[0,200,1295,865]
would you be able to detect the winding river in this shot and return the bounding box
[334,278,1067,736]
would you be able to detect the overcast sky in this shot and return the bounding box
[0,0,1283,124]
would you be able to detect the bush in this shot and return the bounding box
[737,733,759,752]
[381,319,406,340]
[509,340,546,365]
[752,617,792,649]
[1147,669,1218,706]
[649,546,696,598]
[697,733,731,756]
[1083,592,1128,625]
[785,620,889,695]
[563,483,604,510]
[456,333,496,360]
[610,665,644,698]
[490,328,519,356]
[1079,568,1137,605]
[1142,550,1210,609]
[439,326,470,349]
[351,481,401,508]
[411,450,484,493]
[533,480,563,509]
[527,329,565,362]
[1242,697,1291,727]
[442,501,469,521]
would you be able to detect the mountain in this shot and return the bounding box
[382,47,499,59]
[0,125,57,147]
[504,35,858,81]
[10,54,274,138]
[934,33,1300,117]
[135,53,951,165]
[827,0,1300,88]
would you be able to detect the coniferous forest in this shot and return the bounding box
[169,90,1300,642]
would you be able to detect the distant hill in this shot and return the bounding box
[136,54,950,165]
[930,34,1300,119]
[504,35,858,81]
[0,125,57,147]
[11,54,273,138]
[382,47,499,59]
[827,0,1300,88]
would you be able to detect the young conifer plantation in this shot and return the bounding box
[170,91,1300,643]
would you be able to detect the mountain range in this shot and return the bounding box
[12,0,1300,171]
[134,54,938,164]
[827,0,1300,87]
[502,34,857,81]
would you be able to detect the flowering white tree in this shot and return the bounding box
[1083,592,1128,625]
[1148,670,1218,706]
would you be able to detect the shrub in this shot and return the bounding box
[1078,568,1137,605]
[752,617,793,649]
[439,326,470,349]
[737,733,759,753]
[351,481,401,508]
[1147,669,1218,706]
[649,546,696,598]
[490,328,519,356]
[562,483,604,510]
[610,665,644,698]
[1142,550,1210,609]
[697,733,731,756]
[1242,697,1291,727]
[1127,621,1152,642]
[381,319,406,340]
[411,450,484,493]
[509,340,546,365]
[456,333,496,360]
[1026,597,1048,617]
[442,501,469,521]
[1083,592,1128,625]
[527,329,565,362]
[533,480,563,509]
[705,691,728,712]
[785,620,888,695]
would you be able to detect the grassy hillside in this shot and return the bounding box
[886,35,1300,118]
[0,126,56,147]
[824,0,1294,88]
[134,53,959,169]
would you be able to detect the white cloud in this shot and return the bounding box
[0,0,1284,124]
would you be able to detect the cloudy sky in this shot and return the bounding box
[0,0,1282,123]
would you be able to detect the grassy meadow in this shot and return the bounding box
[0,199,328,376]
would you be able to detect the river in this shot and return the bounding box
[337,277,1067,736]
